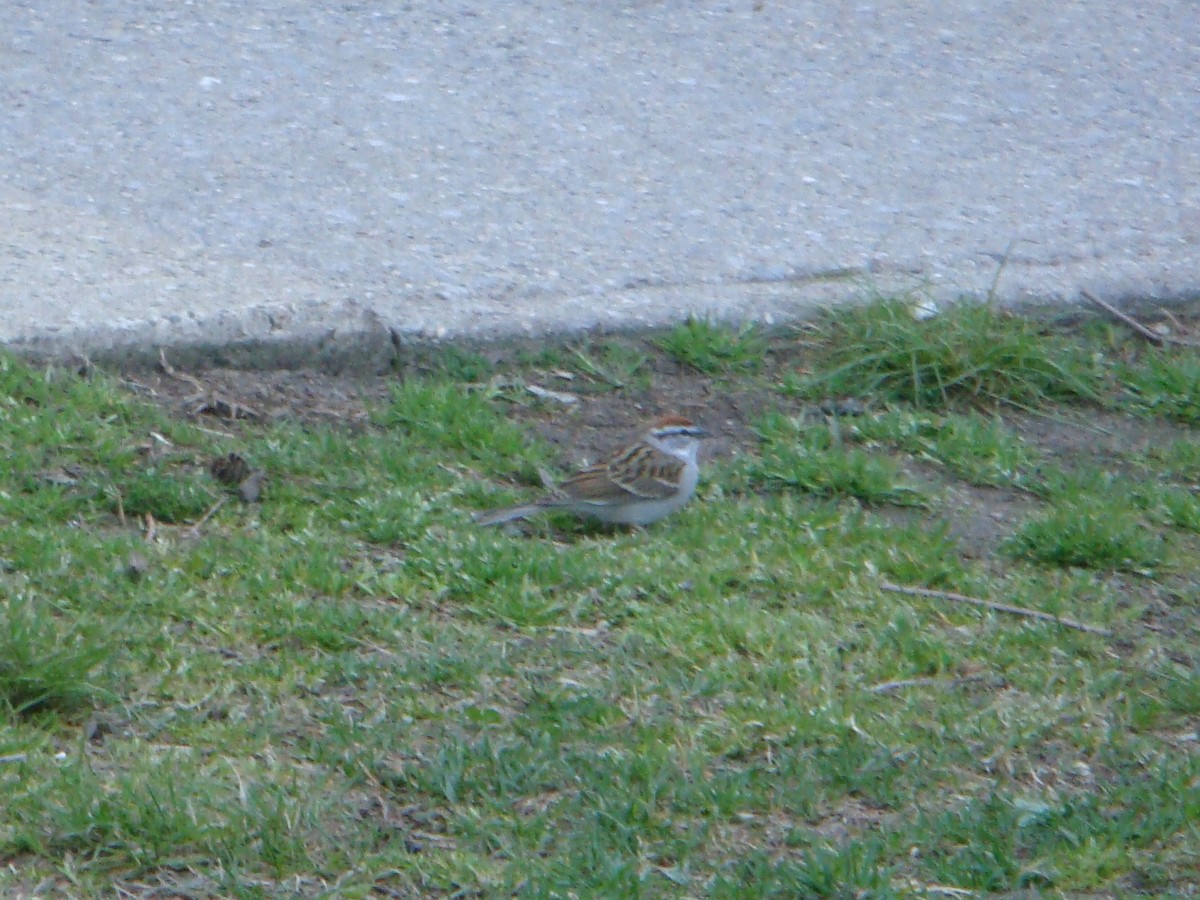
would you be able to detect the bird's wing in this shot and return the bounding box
[557,444,683,504]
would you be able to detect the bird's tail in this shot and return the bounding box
[474,504,544,527]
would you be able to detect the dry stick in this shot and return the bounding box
[159,347,208,392]
[880,581,1113,637]
[869,674,997,695]
[1080,289,1166,344]
[144,513,157,544]
[1080,289,1200,348]
[186,496,228,539]
[1158,305,1190,335]
[190,422,237,440]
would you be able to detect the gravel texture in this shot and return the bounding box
[2,1,1197,367]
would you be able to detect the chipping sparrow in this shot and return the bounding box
[476,415,709,527]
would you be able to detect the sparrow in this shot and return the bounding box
[476,415,709,527]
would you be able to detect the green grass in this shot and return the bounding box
[2,298,1199,896]
[739,412,925,506]
[1142,435,1200,481]
[788,298,1105,407]
[1002,498,1166,573]
[852,408,1042,489]
[0,591,117,714]
[1120,348,1200,424]
[565,338,652,390]
[1153,487,1200,533]
[656,316,767,374]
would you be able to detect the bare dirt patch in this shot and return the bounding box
[937,479,1042,560]
[125,352,788,466]
[123,365,386,426]
[1008,407,1190,471]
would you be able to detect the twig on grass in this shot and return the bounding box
[159,348,207,392]
[160,348,260,420]
[920,886,976,898]
[1158,305,1190,336]
[880,581,1113,636]
[869,674,1000,695]
[1080,290,1200,347]
[190,422,237,440]
[186,496,228,539]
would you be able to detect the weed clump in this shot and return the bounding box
[793,299,1104,407]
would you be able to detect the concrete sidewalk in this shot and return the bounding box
[2,1,1197,368]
